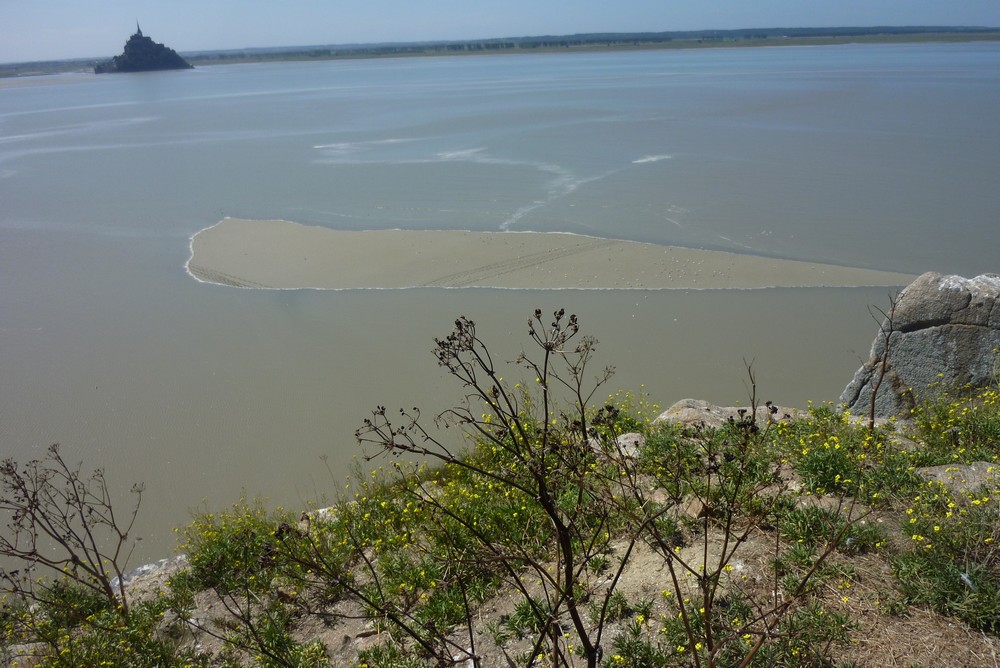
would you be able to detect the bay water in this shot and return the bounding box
[1,42,998,562]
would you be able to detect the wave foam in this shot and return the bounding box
[632,154,673,164]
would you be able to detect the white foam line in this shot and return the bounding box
[310,141,607,232]
[498,168,614,231]
[632,154,673,164]
[436,147,488,160]
[183,282,912,294]
[715,234,758,251]
[186,218,223,286]
[312,137,421,151]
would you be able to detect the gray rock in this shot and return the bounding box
[615,432,645,458]
[840,272,1000,418]
[916,461,1000,495]
[585,432,644,461]
[155,609,208,650]
[654,398,800,430]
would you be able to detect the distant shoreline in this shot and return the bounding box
[185,29,1000,68]
[186,218,917,291]
[3,27,999,78]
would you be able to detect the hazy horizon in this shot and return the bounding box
[19,25,1000,63]
[3,0,1000,64]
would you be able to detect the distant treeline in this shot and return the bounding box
[4,26,999,77]
[183,26,1000,64]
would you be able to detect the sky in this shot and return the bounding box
[3,0,1000,64]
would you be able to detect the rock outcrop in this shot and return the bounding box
[95,25,192,73]
[655,398,801,429]
[916,461,1000,495]
[840,272,1000,418]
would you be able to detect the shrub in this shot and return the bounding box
[179,499,299,595]
[910,384,1000,467]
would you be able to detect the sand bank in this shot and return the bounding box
[187,218,916,290]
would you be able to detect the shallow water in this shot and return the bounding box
[1,42,998,562]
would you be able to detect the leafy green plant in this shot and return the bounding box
[355,641,426,668]
[5,593,204,668]
[609,616,674,667]
[746,602,853,667]
[179,499,299,595]
[504,595,552,639]
[590,590,631,625]
[213,598,327,668]
[910,384,1000,467]
[175,500,336,667]
[893,476,1000,631]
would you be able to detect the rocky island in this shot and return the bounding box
[94,24,192,73]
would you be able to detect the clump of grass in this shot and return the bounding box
[609,615,674,667]
[779,505,885,557]
[355,641,426,668]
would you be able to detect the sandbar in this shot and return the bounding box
[187,218,916,290]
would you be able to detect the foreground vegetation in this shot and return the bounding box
[3,309,1000,666]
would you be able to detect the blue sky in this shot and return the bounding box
[3,0,1000,63]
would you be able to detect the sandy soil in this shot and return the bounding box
[186,218,916,290]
